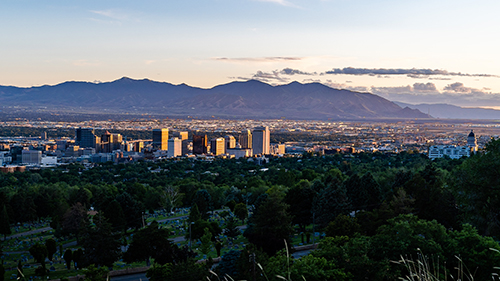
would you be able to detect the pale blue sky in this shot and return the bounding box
[1,0,500,106]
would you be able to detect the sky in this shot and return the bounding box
[2,0,500,108]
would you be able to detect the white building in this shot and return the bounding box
[428,145,471,159]
[41,156,58,167]
[167,138,182,158]
[227,148,252,159]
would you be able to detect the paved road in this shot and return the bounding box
[111,273,148,281]
[7,226,52,239]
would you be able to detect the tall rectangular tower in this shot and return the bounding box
[239,129,252,149]
[193,134,208,154]
[153,129,169,150]
[252,126,270,155]
[167,138,182,157]
[225,135,236,149]
[211,138,226,156]
[76,128,98,149]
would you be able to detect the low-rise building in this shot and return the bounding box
[428,145,471,159]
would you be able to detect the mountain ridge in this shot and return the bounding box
[0,77,430,120]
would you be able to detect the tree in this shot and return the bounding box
[45,238,57,261]
[73,248,83,269]
[285,183,315,231]
[116,192,144,230]
[200,227,212,256]
[233,203,248,224]
[80,214,122,267]
[84,264,109,281]
[102,199,126,231]
[0,205,11,240]
[162,185,183,213]
[244,193,293,255]
[64,249,73,270]
[325,214,361,238]
[126,219,197,265]
[146,260,208,281]
[453,138,500,236]
[313,184,351,229]
[188,204,201,223]
[29,243,48,273]
[216,250,240,279]
[226,199,236,212]
[62,202,88,243]
[224,217,240,241]
[192,189,212,219]
[265,251,350,281]
[345,173,382,211]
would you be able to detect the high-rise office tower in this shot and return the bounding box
[239,129,252,149]
[252,126,270,155]
[225,135,236,149]
[167,138,182,157]
[76,128,98,148]
[173,131,189,140]
[153,129,169,150]
[193,134,208,154]
[210,138,226,156]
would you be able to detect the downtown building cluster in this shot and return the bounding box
[0,125,286,171]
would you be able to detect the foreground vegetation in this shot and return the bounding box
[2,139,500,280]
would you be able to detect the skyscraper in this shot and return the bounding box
[225,135,236,149]
[153,129,169,150]
[252,126,270,155]
[210,137,226,156]
[193,134,208,154]
[75,128,98,149]
[167,138,182,157]
[239,129,252,149]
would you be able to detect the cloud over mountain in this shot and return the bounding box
[323,67,499,78]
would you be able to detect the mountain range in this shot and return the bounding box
[394,102,500,120]
[0,77,429,120]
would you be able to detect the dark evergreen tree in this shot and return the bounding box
[233,203,248,224]
[192,189,212,219]
[116,192,144,230]
[103,199,127,231]
[313,184,352,229]
[64,249,73,270]
[285,182,315,231]
[80,214,122,267]
[45,238,57,261]
[0,205,11,240]
[244,193,293,255]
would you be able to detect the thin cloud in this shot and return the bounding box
[90,10,128,20]
[280,68,315,75]
[254,0,301,8]
[324,67,500,78]
[214,57,303,63]
[252,70,290,82]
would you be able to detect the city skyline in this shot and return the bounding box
[2,1,500,108]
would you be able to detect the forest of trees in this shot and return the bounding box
[3,138,500,280]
